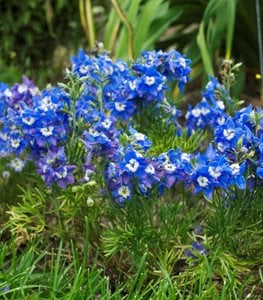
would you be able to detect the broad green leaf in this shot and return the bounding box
[142,9,183,50]
[133,0,165,57]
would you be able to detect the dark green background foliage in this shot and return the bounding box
[0,0,86,85]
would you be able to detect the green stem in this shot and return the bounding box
[111,0,134,59]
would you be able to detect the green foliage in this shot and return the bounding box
[0,0,85,86]
[103,0,182,59]
[148,127,208,156]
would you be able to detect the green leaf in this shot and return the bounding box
[115,0,142,58]
[197,21,214,76]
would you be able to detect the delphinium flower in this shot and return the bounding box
[3,76,40,111]
[82,112,120,159]
[105,97,136,122]
[214,117,245,154]
[18,88,70,155]
[186,77,228,134]
[156,148,193,189]
[127,126,152,152]
[131,65,167,103]
[190,145,233,199]
[72,49,191,126]
[105,144,161,202]
[37,147,75,189]
[137,50,192,92]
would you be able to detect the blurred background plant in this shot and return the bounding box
[1,0,262,102]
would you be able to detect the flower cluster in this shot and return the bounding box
[71,49,192,123]
[0,49,262,202]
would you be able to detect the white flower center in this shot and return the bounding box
[11,139,20,148]
[217,101,225,110]
[40,126,54,137]
[230,164,240,175]
[145,76,155,86]
[114,102,126,112]
[208,166,221,178]
[80,65,89,74]
[223,128,235,140]
[4,89,12,97]
[164,163,176,173]
[101,119,112,129]
[217,116,225,125]
[192,108,201,118]
[22,117,35,125]
[145,164,155,174]
[18,84,28,94]
[40,96,57,111]
[126,159,139,173]
[129,80,137,90]
[118,186,131,199]
[197,176,209,187]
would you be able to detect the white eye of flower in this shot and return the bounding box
[118,186,131,199]
[129,80,137,90]
[208,166,221,178]
[126,159,139,173]
[88,128,99,136]
[40,126,54,137]
[164,163,176,173]
[18,84,28,94]
[80,65,89,74]
[22,117,35,125]
[178,57,186,68]
[217,101,225,110]
[230,164,240,175]
[217,116,225,125]
[11,139,20,148]
[223,128,235,140]
[4,89,12,97]
[192,108,201,118]
[197,176,209,187]
[145,164,155,174]
[101,119,112,129]
[145,76,155,86]
[40,96,56,111]
[114,102,126,112]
